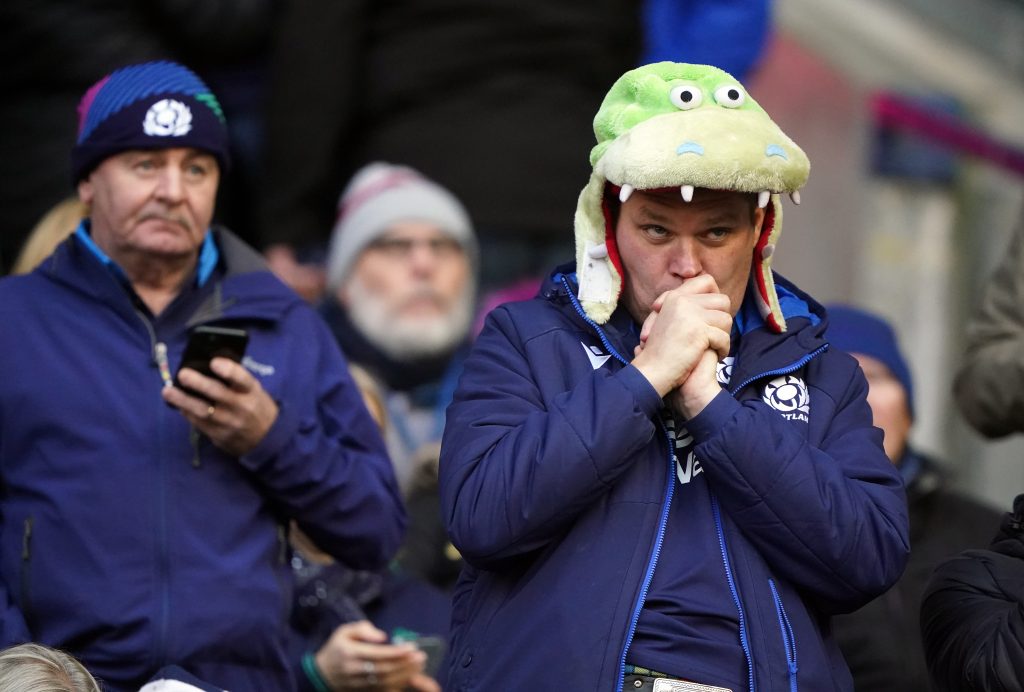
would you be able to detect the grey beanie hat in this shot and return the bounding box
[326,162,477,290]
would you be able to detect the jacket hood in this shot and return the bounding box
[542,264,830,383]
[543,263,826,330]
[574,62,809,332]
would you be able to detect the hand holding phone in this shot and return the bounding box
[174,325,249,400]
[163,324,278,456]
[392,628,446,677]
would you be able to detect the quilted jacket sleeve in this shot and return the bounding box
[687,354,909,612]
[239,309,406,570]
[920,498,1024,691]
[439,306,664,569]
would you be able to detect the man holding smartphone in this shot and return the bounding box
[0,61,406,691]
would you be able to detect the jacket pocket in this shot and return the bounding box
[20,517,33,624]
[768,578,798,692]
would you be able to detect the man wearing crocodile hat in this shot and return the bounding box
[439,62,908,691]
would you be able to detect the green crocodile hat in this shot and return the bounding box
[574,61,809,332]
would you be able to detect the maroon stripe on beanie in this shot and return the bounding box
[335,170,427,223]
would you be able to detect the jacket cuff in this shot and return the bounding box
[238,399,300,471]
[617,364,666,417]
[686,390,743,443]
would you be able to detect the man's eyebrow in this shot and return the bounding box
[185,150,216,161]
[634,205,675,224]
[702,210,745,226]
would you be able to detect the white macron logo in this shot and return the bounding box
[143,99,193,137]
[762,374,810,422]
[581,342,612,370]
[242,356,275,377]
[677,450,704,485]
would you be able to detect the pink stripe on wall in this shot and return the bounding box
[872,92,1024,178]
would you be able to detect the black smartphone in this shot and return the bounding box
[174,325,249,398]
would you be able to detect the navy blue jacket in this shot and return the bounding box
[439,269,909,691]
[0,229,405,691]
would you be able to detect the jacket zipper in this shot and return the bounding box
[728,346,829,397]
[154,322,203,468]
[561,276,825,691]
[720,345,826,691]
[560,276,676,692]
[712,496,755,692]
[20,517,33,621]
[271,524,291,626]
[769,579,799,691]
[190,426,202,468]
[136,308,173,666]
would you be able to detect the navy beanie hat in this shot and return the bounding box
[71,60,230,183]
[825,304,914,419]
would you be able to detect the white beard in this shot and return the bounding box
[345,277,474,361]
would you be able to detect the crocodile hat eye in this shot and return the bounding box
[669,85,703,111]
[713,84,746,108]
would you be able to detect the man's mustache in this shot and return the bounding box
[139,211,192,231]
[399,287,446,308]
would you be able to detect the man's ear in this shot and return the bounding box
[335,278,352,308]
[752,205,766,236]
[77,178,94,205]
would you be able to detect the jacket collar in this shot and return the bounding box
[39,224,299,325]
[544,264,829,380]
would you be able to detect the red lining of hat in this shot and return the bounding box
[753,201,783,332]
[601,186,625,302]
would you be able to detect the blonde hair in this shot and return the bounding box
[347,364,388,430]
[12,197,89,275]
[0,643,102,692]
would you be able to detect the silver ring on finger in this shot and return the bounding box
[206,404,216,419]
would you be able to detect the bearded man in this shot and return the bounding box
[320,162,477,496]
[317,162,475,595]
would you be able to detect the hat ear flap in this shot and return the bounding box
[751,195,786,333]
[575,172,622,324]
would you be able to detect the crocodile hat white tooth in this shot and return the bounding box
[618,184,634,203]
[758,190,771,209]
[587,243,608,259]
[681,185,694,202]
[790,190,801,205]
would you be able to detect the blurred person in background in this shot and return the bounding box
[319,162,475,592]
[257,1,635,298]
[920,492,1024,691]
[0,643,101,692]
[826,304,1002,691]
[954,209,1024,438]
[11,196,88,275]
[290,362,446,692]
